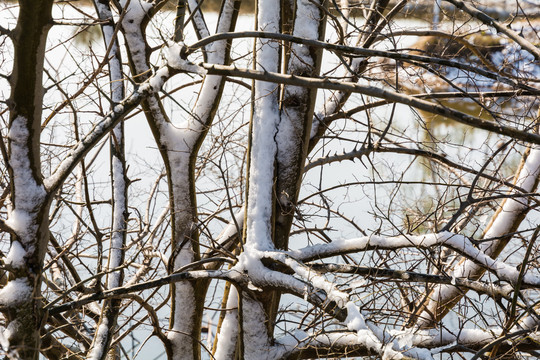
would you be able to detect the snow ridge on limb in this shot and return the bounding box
[415,146,540,328]
[213,286,239,360]
[6,117,46,250]
[274,0,325,251]
[231,250,433,359]
[3,0,55,358]
[261,0,327,345]
[237,0,282,353]
[273,326,540,358]
[264,253,431,359]
[289,231,540,287]
[244,0,281,252]
[118,1,200,357]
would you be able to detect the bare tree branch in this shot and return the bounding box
[202,63,540,145]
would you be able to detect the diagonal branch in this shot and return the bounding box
[47,269,234,315]
[443,0,540,60]
[43,83,156,193]
[202,63,540,145]
[310,263,513,299]
[186,31,539,92]
[0,25,11,38]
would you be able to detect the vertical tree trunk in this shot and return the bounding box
[87,1,129,358]
[263,0,327,338]
[243,0,282,342]
[119,1,240,357]
[4,0,53,358]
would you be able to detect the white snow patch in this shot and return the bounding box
[0,327,8,350]
[281,255,348,306]
[2,322,17,347]
[4,241,26,269]
[4,210,32,242]
[214,288,239,360]
[166,43,206,75]
[120,0,152,30]
[382,343,404,360]
[0,278,32,306]
[287,0,320,73]
[168,280,196,358]
[243,0,281,251]
[150,66,169,92]
[242,296,271,357]
[87,321,109,360]
[290,232,445,260]
[357,329,383,352]
[396,332,414,349]
[345,301,366,330]
[6,116,46,244]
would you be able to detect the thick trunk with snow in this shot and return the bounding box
[264,0,327,338]
[237,0,283,347]
[3,1,53,358]
[119,0,241,357]
[119,2,201,357]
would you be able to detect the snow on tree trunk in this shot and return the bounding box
[245,0,281,252]
[86,1,128,358]
[2,0,54,358]
[119,0,240,357]
[241,295,273,359]
[262,0,327,338]
[235,0,282,354]
[119,2,199,357]
[213,286,239,360]
[276,0,325,251]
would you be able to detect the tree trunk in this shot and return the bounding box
[4,0,54,358]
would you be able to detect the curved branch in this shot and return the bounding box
[202,63,540,145]
[310,263,513,299]
[47,269,235,315]
[186,31,539,92]
[290,231,540,289]
[274,328,540,359]
[443,0,540,60]
[322,90,538,123]
[304,145,520,192]
[43,81,160,193]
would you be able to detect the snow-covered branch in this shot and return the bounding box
[290,231,540,287]
[274,327,540,359]
[44,85,149,193]
[416,146,540,327]
[310,263,513,299]
[86,1,129,358]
